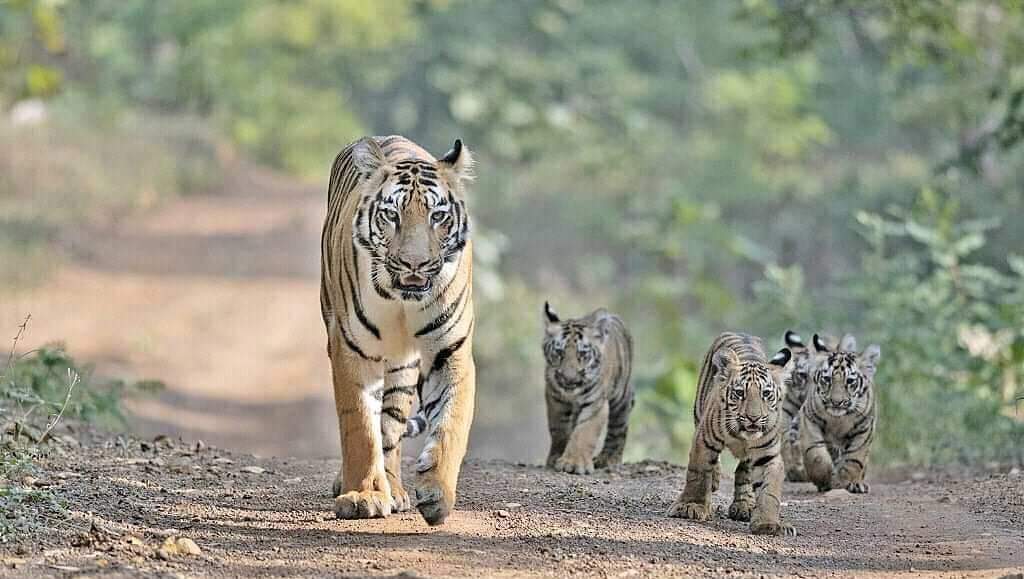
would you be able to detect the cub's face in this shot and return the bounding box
[350,138,473,301]
[809,334,880,416]
[715,348,792,440]
[542,302,609,388]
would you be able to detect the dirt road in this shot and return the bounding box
[3,426,1023,578]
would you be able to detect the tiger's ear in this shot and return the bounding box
[351,137,388,176]
[437,138,475,189]
[784,330,805,349]
[860,344,881,380]
[812,333,830,353]
[712,348,738,375]
[592,309,613,344]
[770,347,792,367]
[839,333,858,352]
[543,301,560,328]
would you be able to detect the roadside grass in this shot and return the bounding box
[0,317,163,543]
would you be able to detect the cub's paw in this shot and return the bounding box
[751,521,797,536]
[727,500,754,522]
[667,500,711,522]
[390,484,413,512]
[414,483,452,526]
[334,490,392,519]
[785,467,808,483]
[554,455,594,475]
[845,481,870,494]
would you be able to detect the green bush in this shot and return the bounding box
[750,190,1024,466]
[2,344,163,431]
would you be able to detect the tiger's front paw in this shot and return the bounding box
[667,500,711,522]
[751,521,797,536]
[727,500,754,522]
[845,481,869,494]
[334,490,392,519]
[554,454,594,475]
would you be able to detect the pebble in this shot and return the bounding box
[495,510,510,518]
[241,466,266,474]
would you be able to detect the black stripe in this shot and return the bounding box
[752,481,764,491]
[387,360,420,374]
[382,385,417,398]
[382,407,405,422]
[845,458,865,470]
[339,322,380,362]
[415,280,467,336]
[752,454,777,468]
[430,332,470,374]
[750,437,777,450]
[347,264,380,340]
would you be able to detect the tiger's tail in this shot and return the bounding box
[405,413,428,437]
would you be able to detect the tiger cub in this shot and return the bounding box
[542,302,634,474]
[668,332,795,536]
[779,331,841,482]
[800,333,880,494]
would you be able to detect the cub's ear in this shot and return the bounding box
[861,344,881,379]
[770,347,792,367]
[351,137,388,176]
[784,330,805,349]
[840,333,858,352]
[812,333,830,353]
[712,348,738,375]
[438,138,475,188]
[592,309,613,343]
[543,301,560,325]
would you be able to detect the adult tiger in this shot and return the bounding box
[668,332,796,536]
[800,333,880,494]
[320,135,475,526]
[542,302,634,474]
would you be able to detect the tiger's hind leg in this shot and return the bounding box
[379,359,419,512]
[668,425,720,522]
[595,395,633,469]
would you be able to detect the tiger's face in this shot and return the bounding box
[810,333,880,416]
[542,302,609,389]
[351,138,473,301]
[715,347,792,440]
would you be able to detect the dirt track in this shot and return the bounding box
[2,165,1023,578]
[3,427,1023,578]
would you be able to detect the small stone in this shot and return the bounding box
[213,457,234,464]
[283,477,302,484]
[504,502,522,509]
[241,466,266,474]
[194,440,207,452]
[495,510,510,518]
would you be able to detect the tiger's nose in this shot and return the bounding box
[397,256,431,272]
[740,415,760,427]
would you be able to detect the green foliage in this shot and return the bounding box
[2,345,163,429]
[753,190,1024,464]
[2,0,1024,466]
